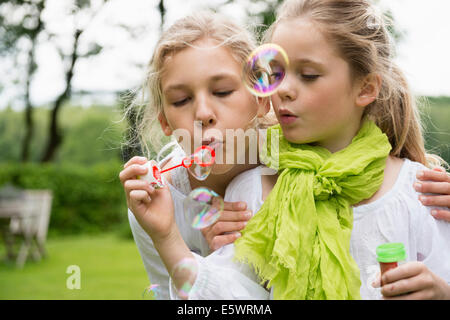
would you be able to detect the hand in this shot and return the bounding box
[201,201,252,252]
[375,262,450,300]
[119,156,176,242]
[414,167,450,221]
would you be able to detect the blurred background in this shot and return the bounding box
[0,0,449,299]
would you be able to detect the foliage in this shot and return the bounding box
[419,97,450,167]
[0,105,126,164]
[0,160,128,235]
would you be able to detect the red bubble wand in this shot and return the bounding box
[139,145,216,187]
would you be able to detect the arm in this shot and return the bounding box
[120,157,268,300]
[127,209,171,299]
[414,167,450,221]
[120,156,195,295]
[169,245,270,300]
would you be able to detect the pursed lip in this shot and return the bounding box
[201,137,223,150]
[278,107,298,125]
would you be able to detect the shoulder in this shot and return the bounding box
[353,158,444,217]
[225,166,262,198]
[224,166,264,213]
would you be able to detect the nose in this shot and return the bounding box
[194,93,216,127]
[277,73,297,102]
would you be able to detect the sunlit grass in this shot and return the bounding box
[0,233,150,300]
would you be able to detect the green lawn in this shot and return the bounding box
[0,233,150,300]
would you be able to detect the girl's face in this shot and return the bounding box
[159,38,266,174]
[271,19,368,152]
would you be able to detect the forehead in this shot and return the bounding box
[271,18,340,63]
[161,39,242,89]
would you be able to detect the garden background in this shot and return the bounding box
[0,0,449,300]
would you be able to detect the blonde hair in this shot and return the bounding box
[123,11,277,158]
[264,0,444,168]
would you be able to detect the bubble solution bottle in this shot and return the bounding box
[376,242,406,286]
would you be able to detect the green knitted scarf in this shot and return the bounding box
[233,120,392,300]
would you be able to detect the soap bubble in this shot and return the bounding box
[184,187,224,229]
[185,145,216,181]
[243,43,289,97]
[171,258,200,300]
[142,284,161,300]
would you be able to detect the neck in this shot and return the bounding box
[315,120,363,154]
[189,163,259,197]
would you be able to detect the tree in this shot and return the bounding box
[0,0,46,162]
[41,0,107,162]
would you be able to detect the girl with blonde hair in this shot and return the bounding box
[119,11,276,299]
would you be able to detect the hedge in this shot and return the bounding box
[0,161,128,235]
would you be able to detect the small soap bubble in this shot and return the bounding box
[186,145,216,181]
[184,187,224,229]
[172,258,200,300]
[243,43,289,97]
[142,284,161,300]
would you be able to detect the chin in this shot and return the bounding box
[283,130,315,145]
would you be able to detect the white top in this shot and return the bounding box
[169,159,450,300]
[128,145,210,300]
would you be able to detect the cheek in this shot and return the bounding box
[306,80,353,119]
[226,94,259,127]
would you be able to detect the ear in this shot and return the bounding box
[355,74,382,108]
[256,97,271,117]
[158,112,173,136]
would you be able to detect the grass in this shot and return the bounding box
[0,232,151,300]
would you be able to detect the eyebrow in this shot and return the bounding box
[292,58,325,66]
[163,73,239,94]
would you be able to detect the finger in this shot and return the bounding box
[430,209,450,222]
[210,232,242,251]
[371,273,381,288]
[129,189,151,204]
[418,195,450,208]
[124,179,153,195]
[382,262,424,285]
[211,221,247,235]
[382,290,431,300]
[124,156,148,168]
[433,167,446,173]
[119,164,149,184]
[381,275,430,297]
[416,169,450,183]
[414,181,450,195]
[223,201,247,212]
[216,210,252,222]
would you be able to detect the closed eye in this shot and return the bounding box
[302,74,320,81]
[214,90,233,97]
[173,97,191,107]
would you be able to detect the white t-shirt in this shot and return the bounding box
[128,146,210,300]
[169,159,450,300]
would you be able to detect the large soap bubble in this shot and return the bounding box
[243,43,289,97]
[184,187,224,229]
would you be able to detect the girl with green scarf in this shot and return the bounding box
[230,0,450,300]
[123,0,450,300]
